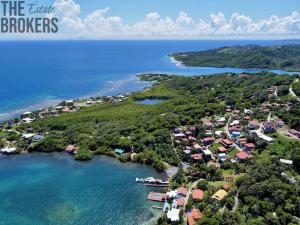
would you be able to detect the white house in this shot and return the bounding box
[167,208,180,222]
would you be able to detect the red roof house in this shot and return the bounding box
[192,208,203,219]
[236,151,250,160]
[177,187,187,196]
[191,154,202,161]
[176,198,185,207]
[192,189,204,201]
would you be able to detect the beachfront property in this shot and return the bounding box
[0,147,17,154]
[65,145,77,154]
[114,148,125,154]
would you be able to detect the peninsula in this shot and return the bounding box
[171,45,300,71]
[0,72,300,225]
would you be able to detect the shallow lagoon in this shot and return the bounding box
[0,154,165,225]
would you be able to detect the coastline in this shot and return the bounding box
[0,74,152,123]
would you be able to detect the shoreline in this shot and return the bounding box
[0,74,152,123]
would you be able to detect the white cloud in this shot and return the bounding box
[4,0,300,39]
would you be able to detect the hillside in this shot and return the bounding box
[171,45,300,71]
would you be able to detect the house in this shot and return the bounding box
[22,118,34,124]
[22,111,33,118]
[65,145,76,154]
[0,147,17,154]
[22,133,35,140]
[203,121,214,129]
[177,187,187,197]
[231,131,241,138]
[236,137,247,145]
[205,130,213,137]
[223,184,231,191]
[244,109,253,115]
[183,149,191,155]
[202,149,212,161]
[166,190,177,198]
[167,208,180,222]
[114,148,125,154]
[228,125,242,132]
[191,208,203,220]
[217,146,227,153]
[176,198,185,207]
[262,122,276,133]
[202,137,214,145]
[187,214,196,225]
[173,133,186,139]
[244,115,251,121]
[248,120,259,130]
[245,143,255,151]
[207,161,220,169]
[212,189,228,201]
[191,154,202,161]
[230,120,240,126]
[187,208,203,225]
[32,134,44,142]
[221,139,233,148]
[192,189,204,201]
[236,151,250,161]
[215,130,223,138]
[275,119,285,128]
[289,129,300,138]
[218,153,227,163]
[193,143,201,150]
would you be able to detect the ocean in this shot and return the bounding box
[0,154,165,225]
[0,40,298,121]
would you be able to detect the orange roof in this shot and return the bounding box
[223,184,231,191]
[222,139,233,145]
[218,146,227,152]
[187,214,196,225]
[191,154,202,160]
[192,208,203,219]
[236,151,249,160]
[192,189,204,200]
[177,187,187,196]
[202,137,214,142]
[176,198,185,206]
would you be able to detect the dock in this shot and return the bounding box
[152,206,163,210]
[143,184,170,187]
[147,192,167,202]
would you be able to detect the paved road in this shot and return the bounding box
[224,116,243,152]
[231,192,239,212]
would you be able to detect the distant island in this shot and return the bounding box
[171,45,300,71]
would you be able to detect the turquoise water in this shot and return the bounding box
[0,40,299,121]
[0,154,165,225]
[135,99,166,105]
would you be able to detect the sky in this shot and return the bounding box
[1,0,300,39]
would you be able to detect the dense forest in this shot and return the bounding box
[171,45,300,71]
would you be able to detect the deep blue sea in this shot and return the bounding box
[0,154,165,225]
[0,40,299,121]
